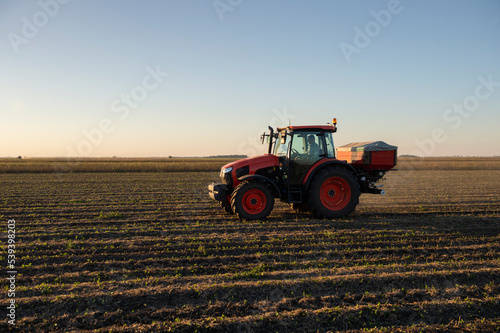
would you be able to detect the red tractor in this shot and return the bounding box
[208,119,397,220]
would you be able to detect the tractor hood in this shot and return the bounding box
[221,154,280,186]
[222,154,280,175]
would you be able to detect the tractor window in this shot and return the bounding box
[288,131,325,184]
[290,132,324,161]
[325,132,335,157]
[290,134,307,155]
[274,131,290,156]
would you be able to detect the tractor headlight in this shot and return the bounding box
[220,167,233,187]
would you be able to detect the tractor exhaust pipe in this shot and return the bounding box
[260,127,274,154]
[267,126,274,154]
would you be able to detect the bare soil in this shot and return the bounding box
[1,164,499,332]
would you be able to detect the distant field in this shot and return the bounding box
[0,157,234,173]
[395,157,500,171]
[0,156,499,173]
[0,158,499,332]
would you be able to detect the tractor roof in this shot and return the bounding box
[277,125,337,132]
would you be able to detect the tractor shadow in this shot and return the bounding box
[269,207,500,237]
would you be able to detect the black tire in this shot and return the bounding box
[307,166,360,219]
[219,200,233,214]
[231,181,274,220]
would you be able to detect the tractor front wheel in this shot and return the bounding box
[231,181,274,220]
[307,166,360,219]
[219,199,233,214]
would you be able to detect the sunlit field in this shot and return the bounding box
[1,158,499,332]
[1,156,500,173]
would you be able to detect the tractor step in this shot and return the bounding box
[287,185,303,203]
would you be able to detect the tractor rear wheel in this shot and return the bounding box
[307,166,359,219]
[231,181,274,220]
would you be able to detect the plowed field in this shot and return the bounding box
[1,160,499,332]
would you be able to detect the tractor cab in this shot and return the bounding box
[273,126,336,185]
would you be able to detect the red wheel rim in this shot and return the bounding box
[241,189,267,215]
[319,177,351,211]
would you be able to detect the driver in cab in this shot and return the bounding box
[306,135,320,157]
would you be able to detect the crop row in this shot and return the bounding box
[0,169,499,332]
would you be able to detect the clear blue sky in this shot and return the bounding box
[1,0,499,157]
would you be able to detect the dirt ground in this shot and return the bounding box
[1,166,499,332]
